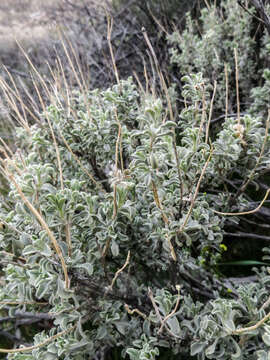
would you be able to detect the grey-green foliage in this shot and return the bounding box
[167,0,270,114]
[0,73,270,360]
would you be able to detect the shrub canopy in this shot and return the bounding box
[0,0,270,359]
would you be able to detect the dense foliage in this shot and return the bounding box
[0,0,270,359]
[167,0,270,114]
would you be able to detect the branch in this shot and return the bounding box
[233,309,270,334]
[0,311,54,324]
[240,0,270,36]
[0,330,26,345]
[0,325,76,354]
[224,231,270,241]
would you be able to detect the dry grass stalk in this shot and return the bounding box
[107,14,121,89]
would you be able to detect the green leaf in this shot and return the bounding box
[111,239,119,257]
[262,332,270,346]
[218,260,269,266]
[126,348,140,360]
[205,339,219,356]
[190,342,207,356]
[75,262,94,276]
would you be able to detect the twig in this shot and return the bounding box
[148,288,181,338]
[235,109,270,197]
[238,0,270,35]
[172,131,184,210]
[213,188,270,216]
[109,251,130,291]
[260,296,270,312]
[151,179,176,261]
[233,310,270,335]
[158,285,181,334]
[211,113,246,124]
[148,288,164,324]
[1,164,70,289]
[65,222,72,257]
[0,325,76,354]
[0,312,54,324]
[124,304,147,319]
[113,183,118,219]
[0,301,47,306]
[224,231,270,241]
[151,180,169,225]
[178,147,213,234]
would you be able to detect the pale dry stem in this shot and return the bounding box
[213,188,270,216]
[109,250,130,291]
[0,324,76,354]
[1,164,70,289]
[107,14,121,89]
[178,147,213,234]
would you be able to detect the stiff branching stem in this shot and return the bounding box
[178,147,213,234]
[1,163,70,290]
[213,188,270,216]
[0,325,76,354]
[109,251,130,291]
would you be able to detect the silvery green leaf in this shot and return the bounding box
[126,348,140,360]
[111,239,119,257]
[57,278,74,299]
[143,319,151,337]
[96,326,107,340]
[205,338,219,356]
[114,321,128,335]
[68,339,90,352]
[256,350,270,360]
[181,319,195,333]
[43,353,58,360]
[36,281,49,299]
[191,342,207,356]
[262,332,270,346]
[167,317,181,336]
[75,263,94,276]
[231,338,242,359]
